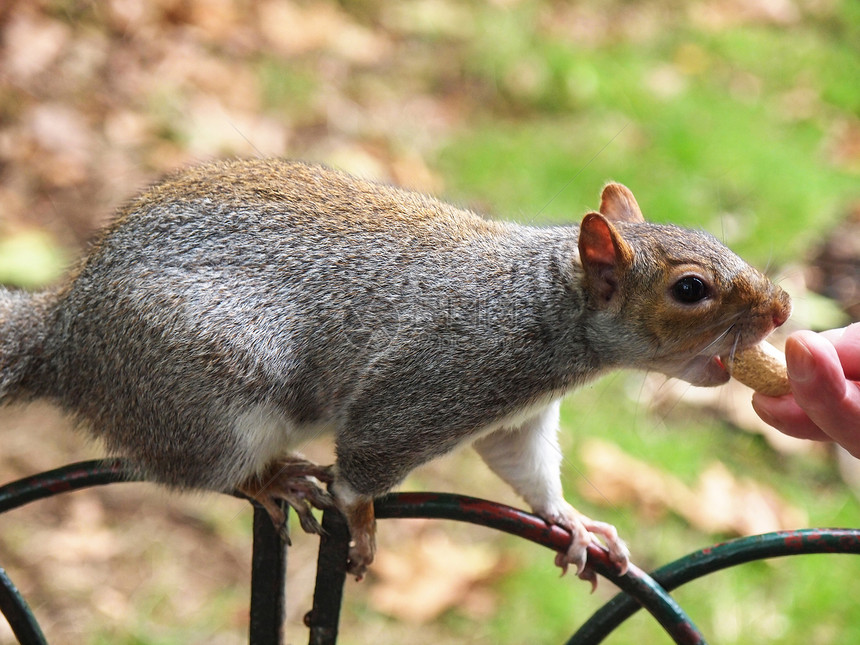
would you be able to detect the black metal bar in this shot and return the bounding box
[0,567,47,645]
[0,463,855,645]
[588,562,706,645]
[568,528,860,644]
[248,503,288,645]
[0,459,132,514]
[306,508,351,645]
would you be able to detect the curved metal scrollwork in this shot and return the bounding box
[0,460,858,645]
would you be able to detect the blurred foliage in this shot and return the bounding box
[0,0,859,644]
[0,230,67,287]
[437,2,859,265]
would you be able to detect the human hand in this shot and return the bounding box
[752,323,860,459]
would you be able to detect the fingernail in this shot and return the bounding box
[786,338,815,384]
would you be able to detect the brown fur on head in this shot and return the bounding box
[577,182,791,387]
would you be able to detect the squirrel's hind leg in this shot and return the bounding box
[239,456,336,540]
[329,478,376,580]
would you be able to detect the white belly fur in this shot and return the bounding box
[231,403,334,481]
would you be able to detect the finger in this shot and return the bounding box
[786,332,860,458]
[817,326,848,344]
[751,393,832,442]
[831,323,860,381]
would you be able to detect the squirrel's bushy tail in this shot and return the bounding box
[0,288,52,403]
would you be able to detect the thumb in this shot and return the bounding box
[785,331,846,403]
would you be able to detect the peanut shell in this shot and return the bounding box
[723,341,790,397]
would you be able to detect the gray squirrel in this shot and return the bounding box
[0,159,791,581]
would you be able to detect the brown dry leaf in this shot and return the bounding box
[826,120,860,171]
[25,104,93,187]
[186,0,243,41]
[368,528,500,623]
[257,0,390,64]
[691,0,800,29]
[2,9,70,82]
[580,438,694,522]
[693,462,806,534]
[580,439,806,535]
[183,97,290,157]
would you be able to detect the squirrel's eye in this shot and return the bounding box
[672,275,709,304]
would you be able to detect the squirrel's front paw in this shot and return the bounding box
[539,504,630,588]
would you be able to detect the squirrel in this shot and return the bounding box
[0,158,791,582]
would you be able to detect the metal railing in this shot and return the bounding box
[1,459,858,645]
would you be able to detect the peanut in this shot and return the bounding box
[723,341,790,397]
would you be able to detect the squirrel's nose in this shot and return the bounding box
[772,289,792,328]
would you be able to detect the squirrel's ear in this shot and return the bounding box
[578,212,634,303]
[599,183,645,223]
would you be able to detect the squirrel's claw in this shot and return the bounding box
[239,456,337,539]
[346,532,376,581]
[555,549,598,592]
[577,566,599,593]
[579,516,630,574]
[552,519,590,578]
[543,507,630,589]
